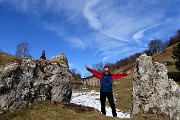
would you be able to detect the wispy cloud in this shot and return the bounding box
[1,0,180,62]
[68,37,85,50]
[83,0,102,30]
[1,0,88,50]
[83,0,180,61]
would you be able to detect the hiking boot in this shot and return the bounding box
[113,113,117,117]
[102,112,106,115]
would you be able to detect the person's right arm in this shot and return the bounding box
[85,65,102,79]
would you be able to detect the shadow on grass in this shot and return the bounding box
[168,72,180,85]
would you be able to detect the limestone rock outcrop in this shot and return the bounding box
[0,53,73,112]
[51,52,68,63]
[132,54,180,120]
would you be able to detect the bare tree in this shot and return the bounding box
[175,30,180,40]
[15,42,32,58]
[70,68,82,89]
[70,68,82,80]
[161,40,169,50]
[104,62,115,72]
[168,37,178,47]
[92,62,104,72]
[148,39,163,55]
[143,50,153,56]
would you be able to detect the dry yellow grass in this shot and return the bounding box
[152,44,176,63]
[1,101,120,120]
[0,52,19,67]
[46,59,67,65]
[0,52,67,68]
[113,74,132,112]
[34,59,67,66]
[152,44,180,85]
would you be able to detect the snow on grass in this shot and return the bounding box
[71,90,130,118]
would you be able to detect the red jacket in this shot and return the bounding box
[86,67,128,80]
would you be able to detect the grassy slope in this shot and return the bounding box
[1,101,120,120]
[0,45,179,120]
[0,52,19,67]
[152,44,180,84]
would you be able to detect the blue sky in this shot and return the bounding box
[0,0,180,77]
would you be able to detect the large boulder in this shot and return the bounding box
[132,54,180,120]
[0,54,73,112]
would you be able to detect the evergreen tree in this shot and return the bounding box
[168,30,180,47]
[40,50,46,60]
[172,42,180,71]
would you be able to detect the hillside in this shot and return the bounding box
[152,44,180,84]
[112,43,179,105]
[0,44,179,120]
[0,52,19,67]
[152,44,175,63]
[113,44,179,84]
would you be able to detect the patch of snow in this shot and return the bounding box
[81,87,88,89]
[71,90,130,118]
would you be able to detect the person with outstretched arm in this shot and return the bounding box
[84,64,130,117]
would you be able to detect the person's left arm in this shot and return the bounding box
[112,71,130,80]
